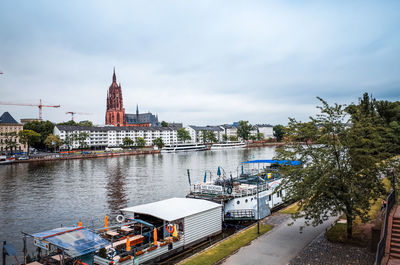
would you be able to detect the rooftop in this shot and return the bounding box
[188,125,223,131]
[55,125,176,132]
[121,197,221,221]
[0,112,19,124]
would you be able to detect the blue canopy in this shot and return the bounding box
[31,227,109,258]
[242,159,301,166]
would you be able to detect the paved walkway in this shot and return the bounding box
[221,214,337,265]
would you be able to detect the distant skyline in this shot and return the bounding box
[1,0,400,126]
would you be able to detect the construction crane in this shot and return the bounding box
[0,99,61,120]
[66,112,93,121]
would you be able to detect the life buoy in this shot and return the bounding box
[166,224,175,234]
[227,187,233,194]
[116,215,125,223]
[107,248,116,259]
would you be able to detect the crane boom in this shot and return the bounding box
[66,111,92,121]
[0,99,61,120]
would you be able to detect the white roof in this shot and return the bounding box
[121,197,221,222]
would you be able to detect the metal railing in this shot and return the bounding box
[225,209,255,220]
[375,190,396,265]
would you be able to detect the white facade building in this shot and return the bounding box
[251,124,274,139]
[220,125,238,140]
[186,125,224,143]
[54,125,178,149]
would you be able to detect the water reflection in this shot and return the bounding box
[106,158,128,215]
[0,147,275,259]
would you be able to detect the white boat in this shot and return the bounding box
[187,159,299,221]
[161,143,208,153]
[210,142,246,150]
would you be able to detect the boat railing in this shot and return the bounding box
[191,183,268,198]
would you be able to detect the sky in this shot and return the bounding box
[1,0,400,126]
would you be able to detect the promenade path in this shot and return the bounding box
[221,214,337,265]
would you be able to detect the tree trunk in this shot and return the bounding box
[346,215,353,239]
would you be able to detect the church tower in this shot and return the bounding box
[105,68,126,126]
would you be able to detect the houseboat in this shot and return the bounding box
[187,159,300,221]
[16,198,222,265]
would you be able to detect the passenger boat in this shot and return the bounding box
[210,141,246,150]
[161,143,208,153]
[187,159,300,221]
[0,155,15,165]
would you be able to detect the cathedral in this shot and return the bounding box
[105,69,159,127]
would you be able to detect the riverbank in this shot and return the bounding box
[1,142,286,165]
[10,149,160,164]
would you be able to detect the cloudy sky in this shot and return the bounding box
[1,1,399,126]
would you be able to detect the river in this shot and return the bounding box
[0,146,275,260]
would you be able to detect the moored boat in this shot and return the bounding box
[161,143,208,153]
[210,141,246,150]
[187,159,300,221]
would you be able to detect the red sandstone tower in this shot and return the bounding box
[105,68,126,126]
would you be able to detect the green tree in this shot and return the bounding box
[136,137,146,148]
[18,130,41,154]
[63,134,76,150]
[256,132,264,140]
[177,128,191,143]
[275,97,386,239]
[229,135,238,142]
[249,135,257,141]
[206,131,218,143]
[44,134,63,152]
[58,120,78,126]
[237,121,252,141]
[222,134,228,142]
[122,137,134,148]
[201,130,207,143]
[24,120,54,150]
[57,120,94,127]
[273,124,285,142]
[76,132,90,149]
[77,120,93,127]
[161,121,169,127]
[1,132,19,153]
[153,137,164,149]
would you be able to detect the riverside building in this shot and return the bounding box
[54,125,178,150]
[0,112,27,154]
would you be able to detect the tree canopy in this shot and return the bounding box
[57,120,94,127]
[18,129,41,154]
[273,124,285,142]
[153,137,164,149]
[177,128,191,143]
[44,134,63,151]
[136,137,146,148]
[275,96,388,239]
[23,120,54,150]
[237,120,252,141]
[122,137,134,148]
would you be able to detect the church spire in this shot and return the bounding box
[113,67,116,83]
[136,104,139,116]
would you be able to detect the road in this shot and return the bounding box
[221,214,337,265]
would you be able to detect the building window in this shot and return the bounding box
[236,201,240,205]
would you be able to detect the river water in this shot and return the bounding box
[0,147,275,259]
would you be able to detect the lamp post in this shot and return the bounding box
[257,175,260,234]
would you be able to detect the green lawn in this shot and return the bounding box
[180,224,274,265]
[325,177,391,246]
[279,202,299,214]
